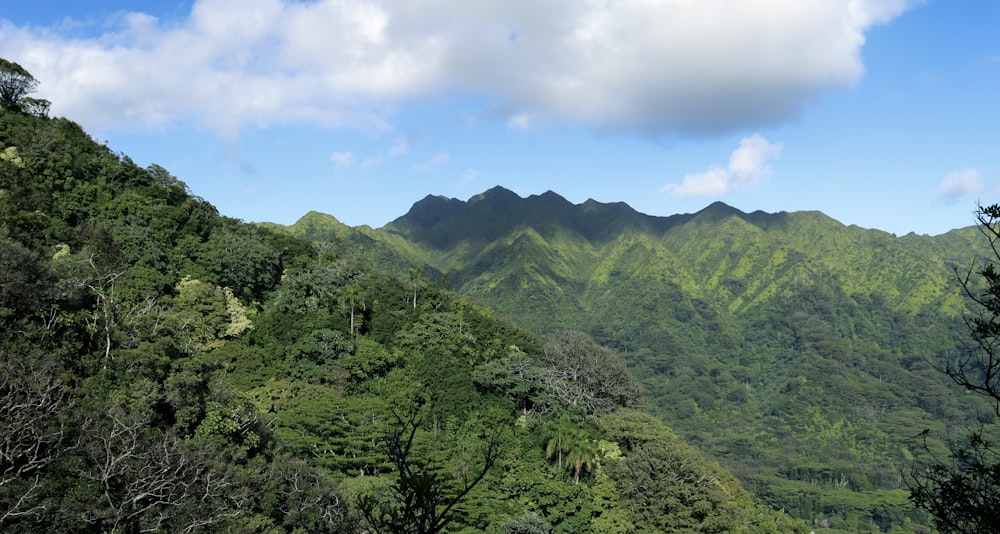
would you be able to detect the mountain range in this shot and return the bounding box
[268,186,995,527]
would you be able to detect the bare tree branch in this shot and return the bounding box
[0,351,73,524]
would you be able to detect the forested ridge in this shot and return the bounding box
[0,81,804,530]
[271,187,1000,531]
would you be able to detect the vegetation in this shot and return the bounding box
[909,203,1000,532]
[271,186,999,530]
[0,61,798,532]
[0,59,48,116]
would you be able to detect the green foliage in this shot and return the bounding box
[475,331,642,417]
[191,223,281,303]
[296,186,994,530]
[0,96,366,531]
[600,409,803,533]
[358,406,505,534]
[909,203,1000,532]
[0,237,53,324]
[0,59,40,113]
[167,276,236,351]
[501,511,551,533]
[341,336,399,388]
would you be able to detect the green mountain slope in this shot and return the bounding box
[276,186,991,529]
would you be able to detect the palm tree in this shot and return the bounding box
[544,415,576,470]
[408,267,424,310]
[545,416,599,484]
[565,433,598,484]
[340,283,366,336]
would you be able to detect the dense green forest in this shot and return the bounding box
[267,187,1000,531]
[0,73,811,531]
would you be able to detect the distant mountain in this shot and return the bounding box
[384,186,690,247]
[258,210,349,241]
[272,186,992,528]
[373,187,975,321]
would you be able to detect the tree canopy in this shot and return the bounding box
[909,203,1000,533]
[0,59,45,115]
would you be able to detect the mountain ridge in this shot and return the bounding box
[267,185,990,528]
[282,187,980,322]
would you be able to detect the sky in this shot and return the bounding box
[1,0,998,236]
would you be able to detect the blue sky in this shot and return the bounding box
[2,0,997,235]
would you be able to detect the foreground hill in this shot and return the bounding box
[275,186,994,530]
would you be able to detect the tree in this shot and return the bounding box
[359,407,504,534]
[0,351,73,525]
[543,416,597,484]
[0,59,39,113]
[408,268,424,310]
[0,238,53,325]
[540,331,643,415]
[16,97,50,118]
[77,389,242,533]
[501,511,550,533]
[195,224,281,304]
[473,332,644,417]
[340,282,367,337]
[77,249,127,361]
[564,433,598,485]
[167,277,233,352]
[909,203,1000,532]
[544,415,575,471]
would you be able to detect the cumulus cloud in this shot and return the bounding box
[0,0,916,137]
[663,134,783,196]
[936,168,982,204]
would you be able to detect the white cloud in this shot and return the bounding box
[330,151,354,169]
[413,151,451,172]
[361,136,411,168]
[387,138,410,157]
[0,0,917,137]
[663,134,783,196]
[936,168,982,204]
[506,113,533,131]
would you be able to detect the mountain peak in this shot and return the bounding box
[386,187,688,248]
[697,201,746,219]
[536,190,570,202]
[397,193,465,230]
[295,210,345,226]
[276,210,349,241]
[469,186,520,204]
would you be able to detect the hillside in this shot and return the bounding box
[275,186,995,530]
[0,94,803,530]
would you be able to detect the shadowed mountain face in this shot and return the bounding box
[377,187,976,325]
[279,186,991,526]
[384,186,694,247]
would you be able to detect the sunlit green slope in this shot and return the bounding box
[278,186,990,529]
